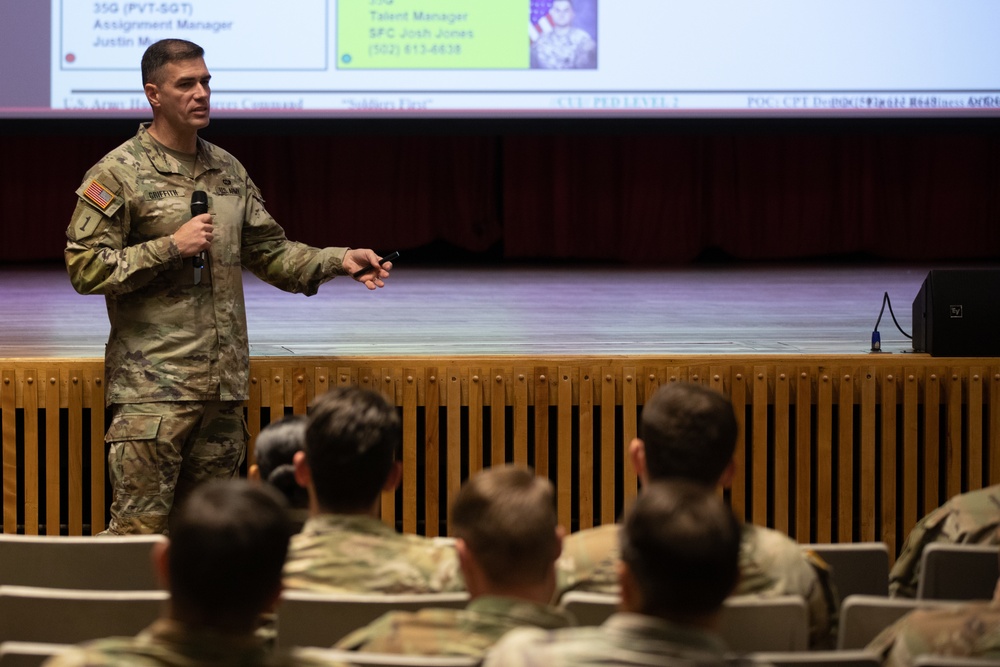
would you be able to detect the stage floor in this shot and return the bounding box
[0,261,991,359]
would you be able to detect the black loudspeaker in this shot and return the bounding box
[912,269,1000,356]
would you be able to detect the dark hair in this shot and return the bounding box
[451,466,559,586]
[167,480,291,624]
[141,39,204,86]
[620,480,741,618]
[255,415,309,509]
[639,382,738,485]
[305,387,401,513]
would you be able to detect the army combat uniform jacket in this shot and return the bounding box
[65,124,348,406]
[283,513,466,594]
[335,595,576,657]
[555,522,839,648]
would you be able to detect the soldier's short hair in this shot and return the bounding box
[255,415,309,509]
[167,479,291,622]
[305,386,401,513]
[141,39,205,86]
[639,382,737,485]
[451,466,559,587]
[620,479,741,618]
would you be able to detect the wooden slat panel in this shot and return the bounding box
[45,371,61,535]
[622,367,638,513]
[68,369,85,535]
[291,367,309,415]
[424,368,440,537]
[402,368,418,534]
[945,369,964,498]
[577,368,595,530]
[3,370,20,533]
[557,367,573,530]
[600,367,616,526]
[902,369,920,544]
[246,370,262,467]
[491,369,506,467]
[533,368,551,477]
[468,370,484,476]
[859,367,877,542]
[23,370,39,534]
[773,368,791,534]
[837,369,855,542]
[446,367,463,526]
[991,369,1000,486]
[379,367,398,528]
[795,368,814,543]
[967,368,983,491]
[923,370,942,513]
[752,367,769,527]
[880,369,898,557]
[269,368,286,419]
[88,369,106,535]
[513,369,529,467]
[729,369,748,522]
[815,371,834,542]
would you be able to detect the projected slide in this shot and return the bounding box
[35,0,1000,117]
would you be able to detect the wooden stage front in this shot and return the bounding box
[2,261,998,560]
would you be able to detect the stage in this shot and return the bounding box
[2,261,998,546]
[0,261,944,358]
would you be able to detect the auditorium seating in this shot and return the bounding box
[745,650,880,666]
[802,542,890,602]
[294,647,480,666]
[0,535,165,590]
[0,641,71,667]
[275,590,470,649]
[0,586,167,645]
[916,544,1000,601]
[836,595,960,650]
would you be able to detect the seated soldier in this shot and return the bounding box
[283,386,463,593]
[250,414,310,531]
[484,479,743,667]
[889,484,1000,598]
[335,465,575,657]
[870,546,1000,666]
[43,480,328,667]
[555,381,838,648]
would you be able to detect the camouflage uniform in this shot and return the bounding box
[335,595,576,657]
[866,600,1000,667]
[889,484,1000,598]
[66,123,348,534]
[283,514,465,593]
[41,618,338,667]
[555,522,838,648]
[482,612,734,667]
[530,28,596,69]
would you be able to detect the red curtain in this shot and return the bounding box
[3,123,998,264]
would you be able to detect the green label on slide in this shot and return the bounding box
[338,0,528,69]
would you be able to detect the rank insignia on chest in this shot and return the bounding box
[84,180,116,209]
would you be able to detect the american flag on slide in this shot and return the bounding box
[529,0,556,42]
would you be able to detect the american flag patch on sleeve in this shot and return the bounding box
[83,180,115,209]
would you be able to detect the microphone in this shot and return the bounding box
[190,191,208,284]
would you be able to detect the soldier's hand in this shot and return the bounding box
[172,214,214,258]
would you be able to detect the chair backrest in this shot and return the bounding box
[557,591,618,626]
[913,657,1000,667]
[0,535,165,590]
[802,542,890,602]
[276,590,470,650]
[917,544,1000,601]
[720,595,810,652]
[294,647,481,667]
[745,649,881,666]
[0,642,72,667]
[0,586,167,644]
[836,594,963,650]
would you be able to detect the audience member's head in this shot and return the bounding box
[618,479,741,626]
[249,414,309,510]
[161,479,292,633]
[634,382,738,487]
[451,466,562,602]
[295,386,402,515]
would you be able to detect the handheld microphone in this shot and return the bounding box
[191,191,208,284]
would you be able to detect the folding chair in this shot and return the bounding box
[916,544,999,601]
